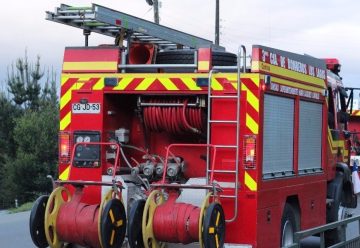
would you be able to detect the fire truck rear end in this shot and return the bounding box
[29,4,358,248]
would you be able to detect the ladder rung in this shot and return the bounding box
[209,95,238,99]
[209,120,237,124]
[214,145,237,148]
[219,195,237,199]
[209,169,236,174]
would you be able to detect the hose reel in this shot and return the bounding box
[30,185,127,248]
[128,191,225,248]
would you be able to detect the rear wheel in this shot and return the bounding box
[325,172,347,246]
[280,203,299,247]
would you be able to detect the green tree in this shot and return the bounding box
[7,52,43,110]
[0,53,59,206]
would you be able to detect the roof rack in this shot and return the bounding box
[46,4,225,51]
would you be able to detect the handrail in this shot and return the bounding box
[287,214,360,248]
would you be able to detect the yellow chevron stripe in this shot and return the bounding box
[63,62,118,71]
[159,78,179,90]
[242,84,259,112]
[113,78,133,90]
[211,78,224,91]
[245,171,257,191]
[92,78,104,90]
[61,77,70,86]
[60,112,71,131]
[59,165,70,180]
[246,113,259,134]
[135,78,154,91]
[60,83,84,110]
[182,78,202,91]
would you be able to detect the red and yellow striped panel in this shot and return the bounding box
[62,47,120,73]
[327,128,349,162]
[352,110,360,116]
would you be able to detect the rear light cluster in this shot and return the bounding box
[243,135,257,169]
[59,132,71,164]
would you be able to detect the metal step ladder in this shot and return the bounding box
[206,46,246,222]
[46,4,225,51]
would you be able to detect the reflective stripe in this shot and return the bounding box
[159,78,179,90]
[245,171,257,191]
[59,165,70,180]
[182,78,202,90]
[135,78,154,90]
[246,113,259,134]
[113,78,133,90]
[211,78,224,91]
[60,83,84,110]
[242,84,259,112]
[60,111,71,131]
[63,61,118,71]
[92,78,104,90]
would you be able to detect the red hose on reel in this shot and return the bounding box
[143,98,204,134]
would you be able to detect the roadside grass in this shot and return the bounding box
[8,202,33,214]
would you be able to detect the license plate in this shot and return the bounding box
[72,103,101,114]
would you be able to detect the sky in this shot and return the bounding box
[0,0,359,91]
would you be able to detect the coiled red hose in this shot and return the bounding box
[143,99,203,134]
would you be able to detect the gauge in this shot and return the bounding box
[76,136,84,143]
[84,136,91,143]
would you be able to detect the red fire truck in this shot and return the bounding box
[29,4,358,248]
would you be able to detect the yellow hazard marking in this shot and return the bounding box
[61,77,70,86]
[246,113,259,134]
[59,165,70,180]
[113,78,133,90]
[242,84,259,112]
[92,78,105,90]
[182,78,202,90]
[216,212,220,226]
[60,83,84,110]
[60,112,71,131]
[110,230,115,245]
[198,61,210,71]
[245,171,257,191]
[159,78,179,90]
[109,209,115,223]
[135,78,154,90]
[209,227,215,234]
[251,61,326,89]
[211,78,224,91]
[215,234,219,248]
[63,62,118,71]
[116,219,123,227]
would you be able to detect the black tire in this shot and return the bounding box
[280,203,299,247]
[100,199,127,248]
[156,50,237,66]
[29,195,49,248]
[202,203,226,248]
[325,172,346,246]
[128,199,146,248]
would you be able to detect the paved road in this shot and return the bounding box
[0,210,33,247]
[0,203,359,248]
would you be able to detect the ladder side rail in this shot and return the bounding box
[226,45,245,223]
[93,4,224,50]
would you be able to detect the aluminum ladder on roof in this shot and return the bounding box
[46,4,225,51]
[206,46,246,223]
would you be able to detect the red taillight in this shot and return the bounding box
[59,132,70,163]
[244,135,256,168]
